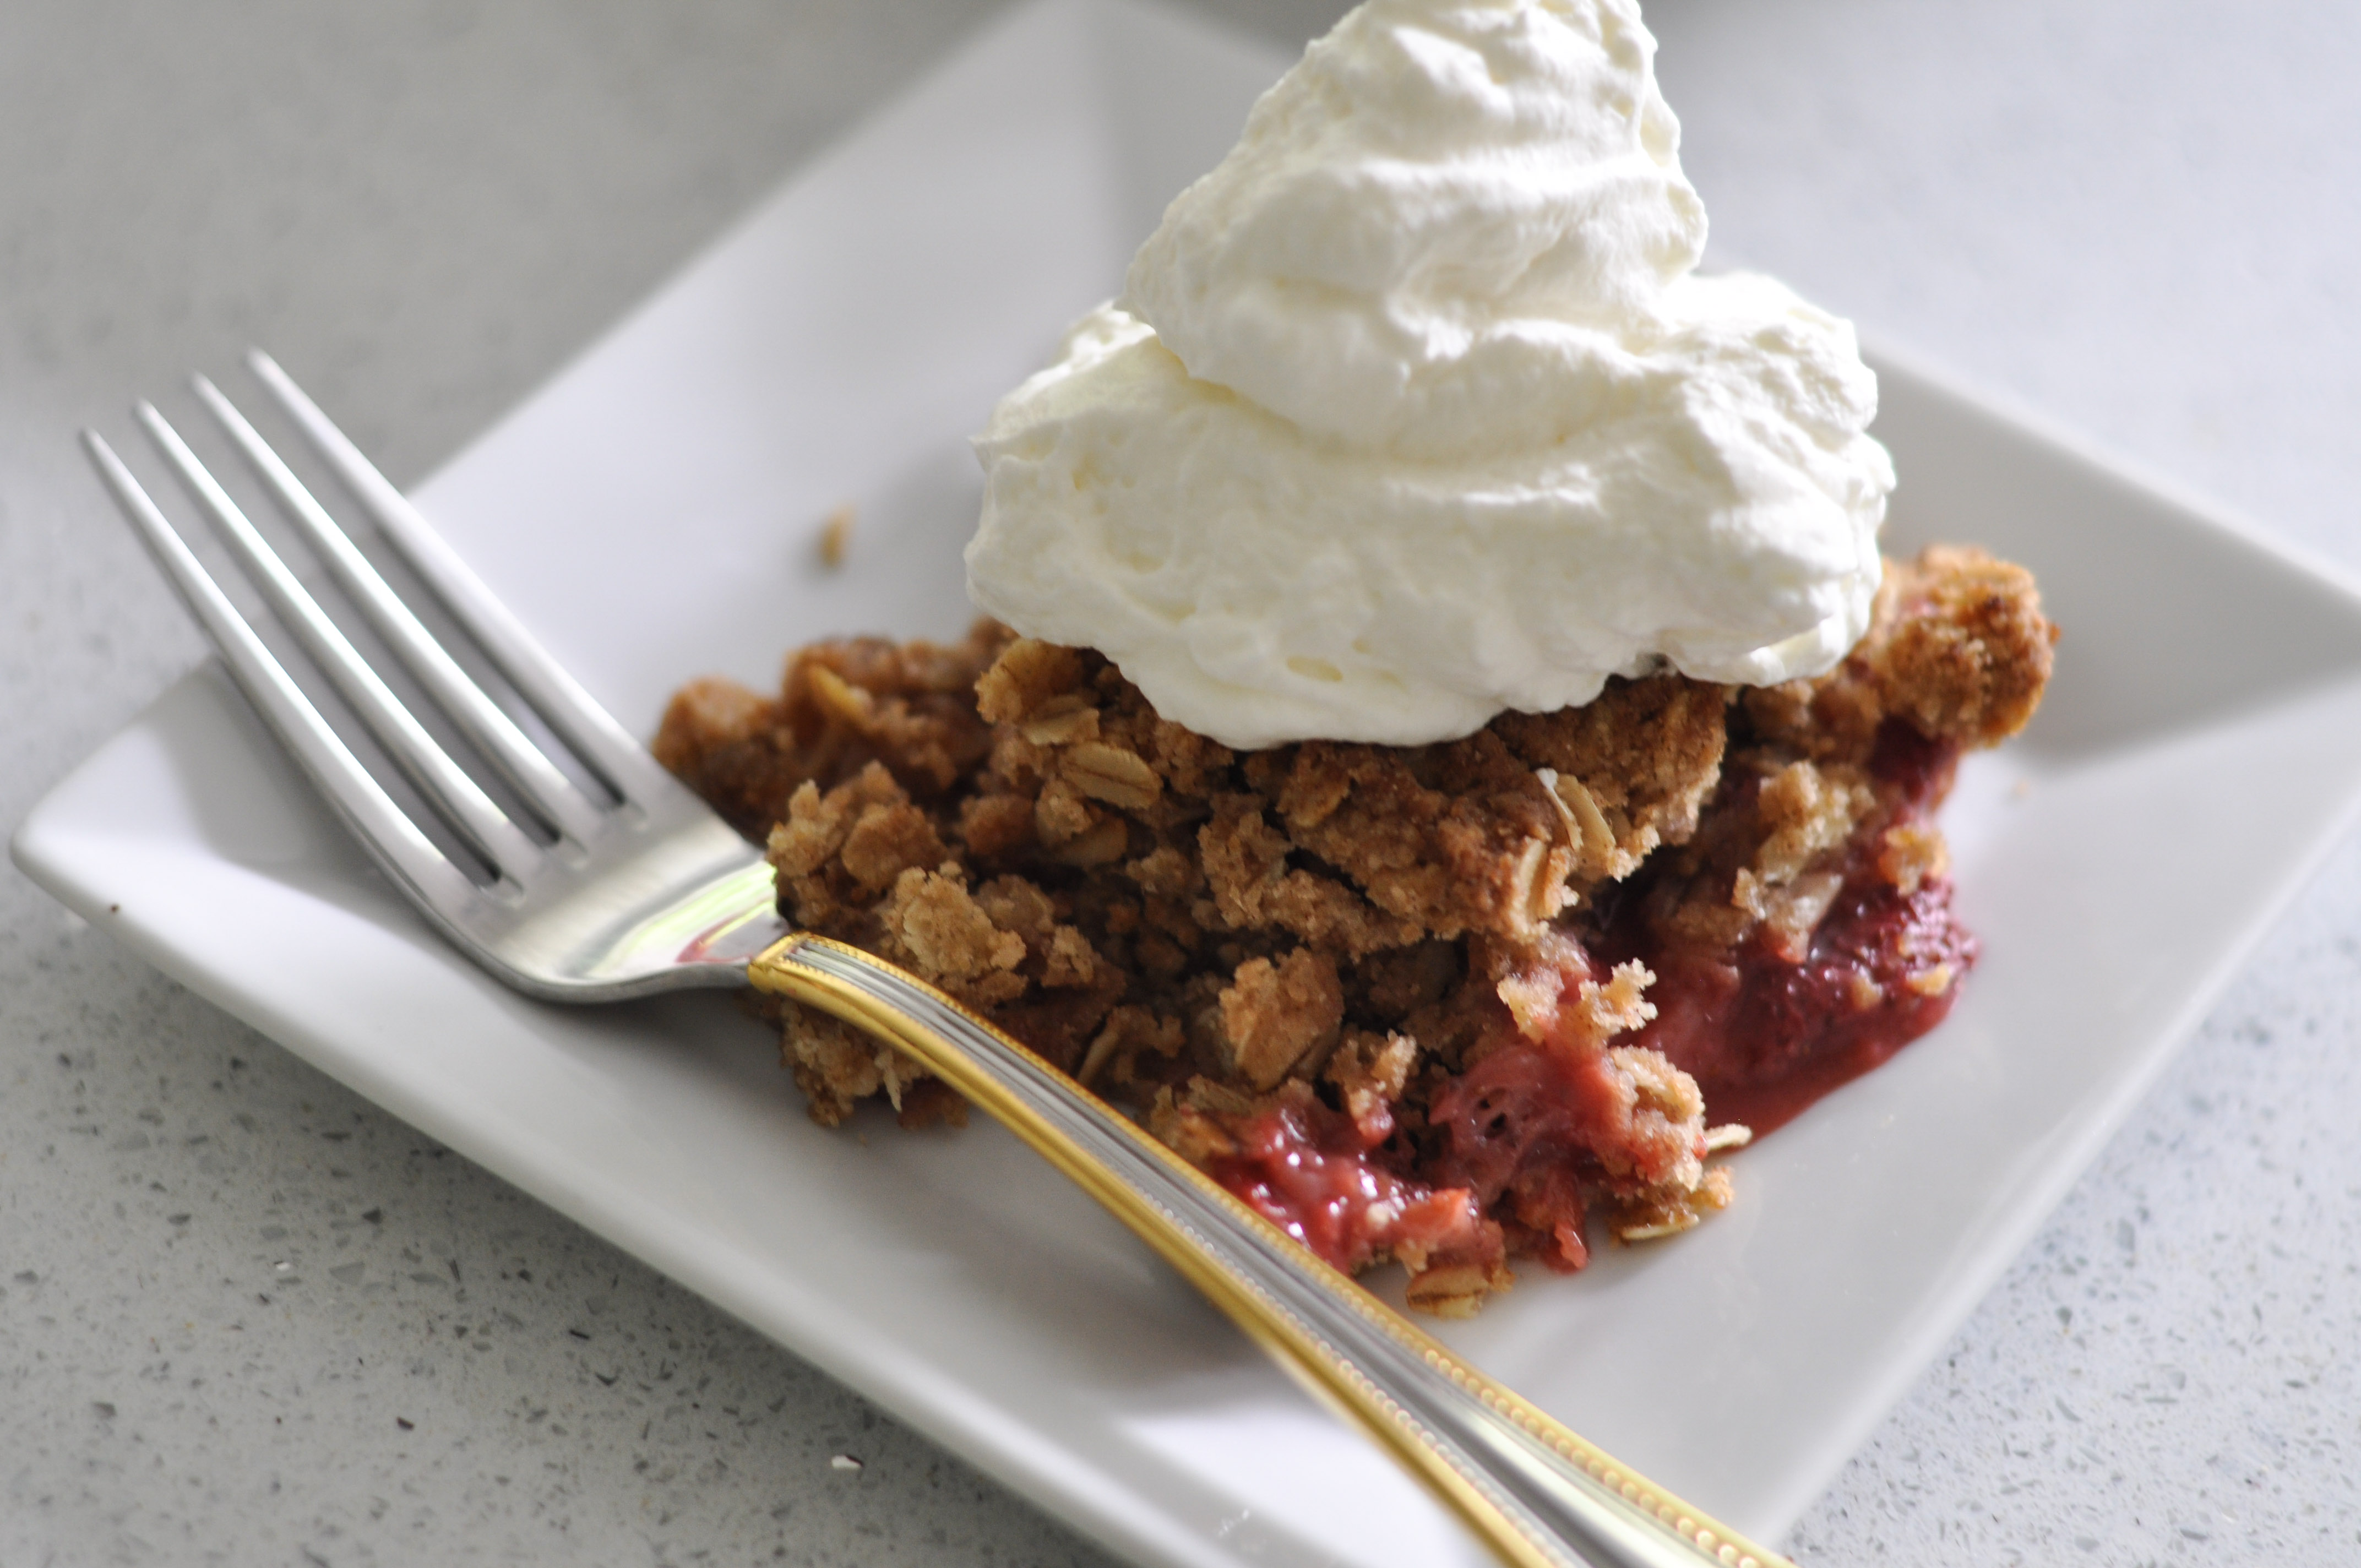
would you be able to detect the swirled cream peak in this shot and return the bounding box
[966,0,1893,750]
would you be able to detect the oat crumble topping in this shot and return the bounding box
[656,547,2055,1313]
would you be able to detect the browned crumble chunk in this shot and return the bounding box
[660,546,2055,1314]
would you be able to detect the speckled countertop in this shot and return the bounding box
[6,2,2359,1564]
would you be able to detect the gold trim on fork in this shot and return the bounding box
[83,351,1796,1568]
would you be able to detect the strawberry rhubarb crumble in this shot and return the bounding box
[655,546,2053,1314]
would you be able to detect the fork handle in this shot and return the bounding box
[749,935,1790,1568]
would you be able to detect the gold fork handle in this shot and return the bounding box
[749,934,1792,1568]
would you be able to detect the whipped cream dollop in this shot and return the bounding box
[966,0,1893,750]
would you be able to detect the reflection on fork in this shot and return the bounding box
[82,351,1793,1568]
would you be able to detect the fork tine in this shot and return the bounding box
[246,350,678,809]
[83,428,492,921]
[134,402,546,884]
[194,372,610,847]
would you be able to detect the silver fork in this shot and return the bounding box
[84,351,1793,1568]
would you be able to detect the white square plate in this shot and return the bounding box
[20,2,2361,1564]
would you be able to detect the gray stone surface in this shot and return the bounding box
[4,1,2357,1565]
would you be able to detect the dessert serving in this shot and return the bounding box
[656,0,2054,1315]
